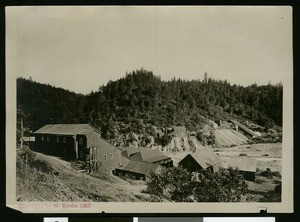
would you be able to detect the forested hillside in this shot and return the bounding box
[17,68,282,144]
[17,78,86,131]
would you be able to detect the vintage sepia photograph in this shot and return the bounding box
[6,6,293,213]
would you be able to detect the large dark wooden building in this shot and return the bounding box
[34,124,129,173]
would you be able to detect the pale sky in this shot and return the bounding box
[13,6,292,94]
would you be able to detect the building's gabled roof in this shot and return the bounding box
[129,148,171,163]
[121,147,142,158]
[179,148,222,170]
[222,157,257,172]
[122,161,160,175]
[34,124,99,135]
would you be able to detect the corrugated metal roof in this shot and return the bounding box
[222,157,257,172]
[34,124,96,135]
[123,161,160,175]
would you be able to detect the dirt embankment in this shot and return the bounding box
[164,136,206,152]
[16,148,149,202]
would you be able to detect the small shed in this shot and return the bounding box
[178,148,222,173]
[222,157,257,181]
[115,161,160,181]
[19,136,35,146]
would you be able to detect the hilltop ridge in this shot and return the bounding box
[17,68,282,147]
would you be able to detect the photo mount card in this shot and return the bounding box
[6,6,293,213]
[203,218,275,222]
[44,218,69,222]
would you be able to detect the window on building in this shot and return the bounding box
[56,137,59,142]
[46,135,49,142]
[79,137,83,145]
[110,153,113,159]
[104,154,107,161]
[41,136,44,141]
[63,137,66,143]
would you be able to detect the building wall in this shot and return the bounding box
[35,130,131,174]
[76,134,86,160]
[84,130,130,173]
[115,168,146,181]
[179,155,204,172]
[34,134,77,160]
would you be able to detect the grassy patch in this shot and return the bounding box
[16,148,150,202]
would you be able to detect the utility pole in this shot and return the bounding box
[17,108,31,149]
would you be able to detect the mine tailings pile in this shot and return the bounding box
[214,129,249,147]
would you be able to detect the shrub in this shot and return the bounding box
[272,171,282,178]
[275,183,281,193]
[146,167,248,202]
[18,147,52,173]
[261,168,273,179]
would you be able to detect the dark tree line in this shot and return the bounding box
[17,78,86,131]
[17,68,282,140]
